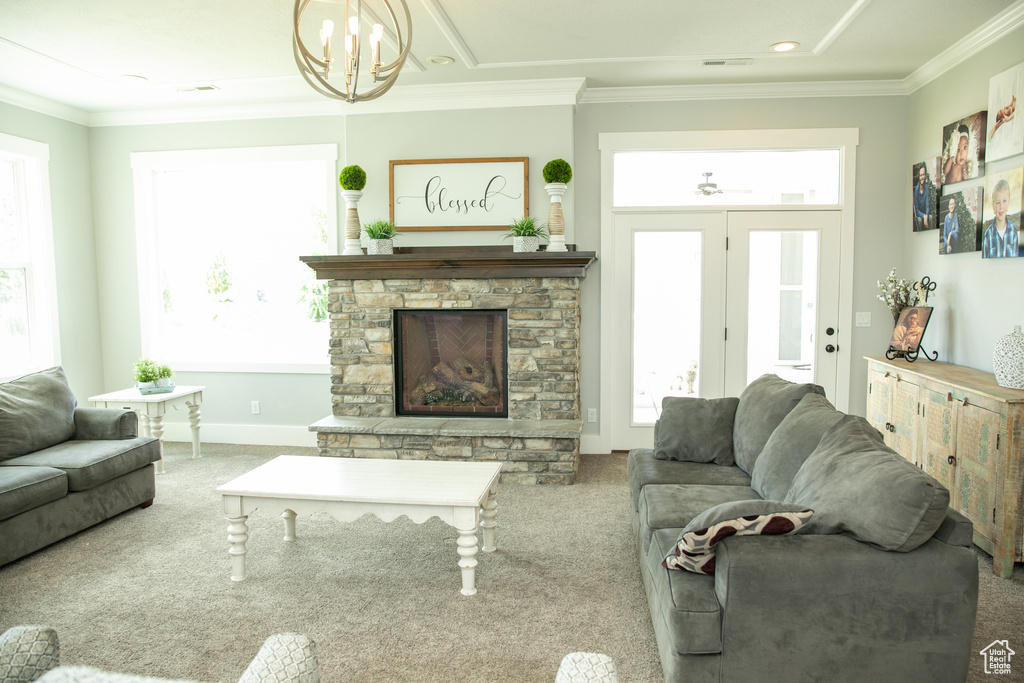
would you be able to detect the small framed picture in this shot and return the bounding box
[912,158,940,232]
[938,187,984,254]
[889,306,933,354]
[941,111,987,184]
[981,167,1023,259]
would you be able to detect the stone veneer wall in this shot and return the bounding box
[327,277,581,420]
[315,276,583,484]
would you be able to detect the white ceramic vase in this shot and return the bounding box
[340,190,363,256]
[366,238,394,255]
[512,235,540,253]
[993,325,1024,389]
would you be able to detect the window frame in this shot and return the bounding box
[130,144,339,374]
[0,132,59,381]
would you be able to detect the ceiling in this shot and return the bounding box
[0,0,1022,122]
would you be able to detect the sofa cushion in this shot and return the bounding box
[0,467,68,522]
[0,438,161,492]
[749,393,844,501]
[628,449,752,512]
[785,415,951,552]
[654,397,739,466]
[732,374,826,475]
[646,528,723,655]
[662,500,813,574]
[638,484,760,553]
[0,367,77,462]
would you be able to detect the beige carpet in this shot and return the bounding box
[0,444,1021,682]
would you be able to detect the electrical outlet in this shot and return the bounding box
[587,408,597,423]
[251,401,261,415]
[855,312,871,328]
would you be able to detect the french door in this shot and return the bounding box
[611,210,841,450]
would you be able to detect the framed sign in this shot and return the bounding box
[389,157,528,231]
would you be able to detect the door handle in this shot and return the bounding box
[825,344,837,353]
[825,327,835,336]
[947,455,956,466]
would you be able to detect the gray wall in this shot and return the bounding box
[0,103,104,399]
[906,24,1024,371]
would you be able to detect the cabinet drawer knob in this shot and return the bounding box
[947,455,956,466]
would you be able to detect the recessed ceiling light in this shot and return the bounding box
[119,74,149,84]
[771,41,799,53]
[426,55,454,66]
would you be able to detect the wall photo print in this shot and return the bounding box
[941,111,987,184]
[939,187,984,254]
[888,306,933,354]
[912,158,940,231]
[981,167,1023,259]
[986,60,1023,163]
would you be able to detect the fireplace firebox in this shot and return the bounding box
[394,310,508,417]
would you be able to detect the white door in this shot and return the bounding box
[611,211,726,450]
[611,210,841,451]
[724,211,841,401]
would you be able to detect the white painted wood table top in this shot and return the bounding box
[216,455,503,596]
[88,385,205,475]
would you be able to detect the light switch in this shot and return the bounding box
[855,312,871,328]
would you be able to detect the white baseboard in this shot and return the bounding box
[158,422,317,448]
[580,434,608,455]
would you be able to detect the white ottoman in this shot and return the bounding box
[555,652,619,683]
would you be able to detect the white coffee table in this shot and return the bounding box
[89,385,204,474]
[215,455,503,596]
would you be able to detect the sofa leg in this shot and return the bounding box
[139,499,154,509]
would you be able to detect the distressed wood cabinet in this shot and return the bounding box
[866,356,1024,578]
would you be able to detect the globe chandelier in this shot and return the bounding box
[293,0,413,103]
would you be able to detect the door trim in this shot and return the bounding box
[591,128,858,455]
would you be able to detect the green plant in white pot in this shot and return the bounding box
[542,158,572,252]
[134,359,175,394]
[339,165,367,256]
[363,219,399,255]
[504,217,548,253]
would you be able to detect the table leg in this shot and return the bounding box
[187,401,202,459]
[227,515,249,581]
[481,486,498,553]
[139,414,152,437]
[149,413,166,474]
[455,507,480,596]
[282,509,297,541]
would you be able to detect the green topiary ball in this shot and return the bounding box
[339,165,367,191]
[542,158,572,184]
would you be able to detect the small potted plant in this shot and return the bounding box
[134,359,175,395]
[504,216,548,253]
[363,219,399,255]
[542,159,572,252]
[338,164,367,256]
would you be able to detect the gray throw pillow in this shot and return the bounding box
[732,374,826,475]
[785,414,951,552]
[750,392,844,500]
[653,397,740,466]
[0,367,78,462]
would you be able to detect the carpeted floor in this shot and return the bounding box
[1,444,1022,682]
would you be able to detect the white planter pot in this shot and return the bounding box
[366,238,394,255]
[993,325,1024,389]
[137,380,174,395]
[340,190,363,256]
[545,182,568,252]
[512,235,540,253]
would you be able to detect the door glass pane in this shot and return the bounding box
[747,231,818,386]
[632,231,702,424]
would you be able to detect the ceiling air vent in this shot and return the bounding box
[701,59,753,67]
[176,85,221,93]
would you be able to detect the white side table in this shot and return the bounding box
[88,385,205,474]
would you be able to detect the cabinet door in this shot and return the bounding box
[890,379,920,465]
[866,366,892,435]
[921,389,957,490]
[954,402,1000,541]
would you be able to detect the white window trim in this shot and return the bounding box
[0,132,59,380]
[130,143,339,374]
[592,128,858,455]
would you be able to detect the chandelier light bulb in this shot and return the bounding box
[320,19,334,47]
[348,15,360,37]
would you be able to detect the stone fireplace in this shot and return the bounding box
[301,247,596,484]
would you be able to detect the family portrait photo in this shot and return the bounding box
[981,167,1023,259]
[889,306,933,353]
[912,158,940,231]
[941,111,987,184]
[986,60,1023,162]
[939,187,983,254]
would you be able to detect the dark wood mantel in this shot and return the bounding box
[301,246,597,280]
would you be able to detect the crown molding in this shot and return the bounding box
[0,83,90,126]
[580,79,907,104]
[903,0,1024,93]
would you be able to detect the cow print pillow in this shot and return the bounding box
[663,500,813,574]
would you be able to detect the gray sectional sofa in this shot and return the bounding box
[630,374,979,683]
[0,367,162,567]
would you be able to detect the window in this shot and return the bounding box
[0,133,58,379]
[131,145,338,372]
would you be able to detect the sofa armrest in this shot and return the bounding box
[237,633,319,683]
[74,407,138,440]
[712,534,978,683]
[0,625,61,683]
